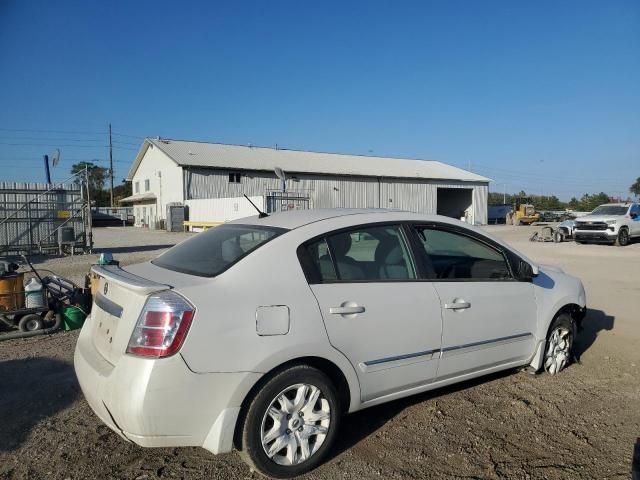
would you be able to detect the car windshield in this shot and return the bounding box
[153,224,286,277]
[590,206,628,216]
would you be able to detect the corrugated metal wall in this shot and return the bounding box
[186,196,265,223]
[0,182,87,255]
[184,168,488,224]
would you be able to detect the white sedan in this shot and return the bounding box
[74,209,586,478]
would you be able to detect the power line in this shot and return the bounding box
[112,131,146,139]
[0,142,109,148]
[112,145,139,151]
[0,127,105,135]
[0,127,146,140]
[0,157,131,164]
[0,135,105,142]
[469,162,630,183]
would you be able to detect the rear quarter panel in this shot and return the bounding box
[173,229,362,411]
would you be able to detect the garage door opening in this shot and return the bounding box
[437,188,473,223]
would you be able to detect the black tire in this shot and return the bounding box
[615,228,630,247]
[18,313,43,332]
[553,231,563,243]
[543,313,576,375]
[238,365,341,478]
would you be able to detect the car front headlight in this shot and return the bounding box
[606,219,617,225]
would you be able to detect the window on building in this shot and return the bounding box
[144,179,150,191]
[134,181,140,194]
[228,173,242,183]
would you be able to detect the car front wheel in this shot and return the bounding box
[544,313,575,375]
[615,228,630,247]
[238,365,340,478]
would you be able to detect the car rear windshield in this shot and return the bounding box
[152,224,287,277]
[591,206,628,215]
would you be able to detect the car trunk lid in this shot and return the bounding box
[90,265,171,365]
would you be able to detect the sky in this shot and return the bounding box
[0,0,638,200]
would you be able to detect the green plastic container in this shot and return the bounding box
[63,306,87,331]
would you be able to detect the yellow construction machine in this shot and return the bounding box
[506,198,540,225]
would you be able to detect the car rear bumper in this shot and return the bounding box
[574,231,615,243]
[74,314,262,453]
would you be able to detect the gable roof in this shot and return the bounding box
[127,138,490,183]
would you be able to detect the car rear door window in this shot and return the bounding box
[413,227,511,280]
[300,225,416,282]
[153,224,286,277]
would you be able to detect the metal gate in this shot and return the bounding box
[0,181,90,256]
[265,191,310,213]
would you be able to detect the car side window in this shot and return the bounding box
[631,204,640,216]
[300,225,417,283]
[299,238,338,283]
[413,227,512,280]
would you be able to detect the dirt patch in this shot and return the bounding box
[1,225,639,479]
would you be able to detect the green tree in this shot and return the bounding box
[579,192,611,212]
[113,180,132,204]
[630,177,640,199]
[535,195,563,210]
[71,161,110,206]
[71,161,108,191]
[567,197,580,210]
[488,192,510,205]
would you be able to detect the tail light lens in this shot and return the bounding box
[126,290,195,358]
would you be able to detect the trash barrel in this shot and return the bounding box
[63,306,87,331]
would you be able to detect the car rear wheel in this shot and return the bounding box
[544,313,575,375]
[238,365,340,478]
[615,228,630,247]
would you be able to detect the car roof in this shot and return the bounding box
[227,208,538,272]
[227,208,385,229]
[226,208,452,230]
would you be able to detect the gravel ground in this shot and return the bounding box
[1,225,639,480]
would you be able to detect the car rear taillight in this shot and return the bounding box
[126,290,195,358]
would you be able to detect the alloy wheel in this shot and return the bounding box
[260,383,331,466]
[544,327,572,374]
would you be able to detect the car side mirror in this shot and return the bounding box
[517,261,536,281]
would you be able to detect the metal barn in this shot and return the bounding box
[123,139,490,228]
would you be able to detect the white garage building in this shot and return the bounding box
[122,138,490,228]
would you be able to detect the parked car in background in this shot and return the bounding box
[556,219,577,241]
[74,209,587,478]
[574,203,640,246]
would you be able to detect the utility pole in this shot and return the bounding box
[109,123,114,207]
[503,183,507,204]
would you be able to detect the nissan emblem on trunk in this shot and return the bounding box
[103,282,109,295]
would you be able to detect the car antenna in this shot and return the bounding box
[244,194,269,218]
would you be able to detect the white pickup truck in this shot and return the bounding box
[573,203,640,246]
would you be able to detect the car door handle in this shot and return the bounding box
[444,300,471,310]
[330,305,365,315]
